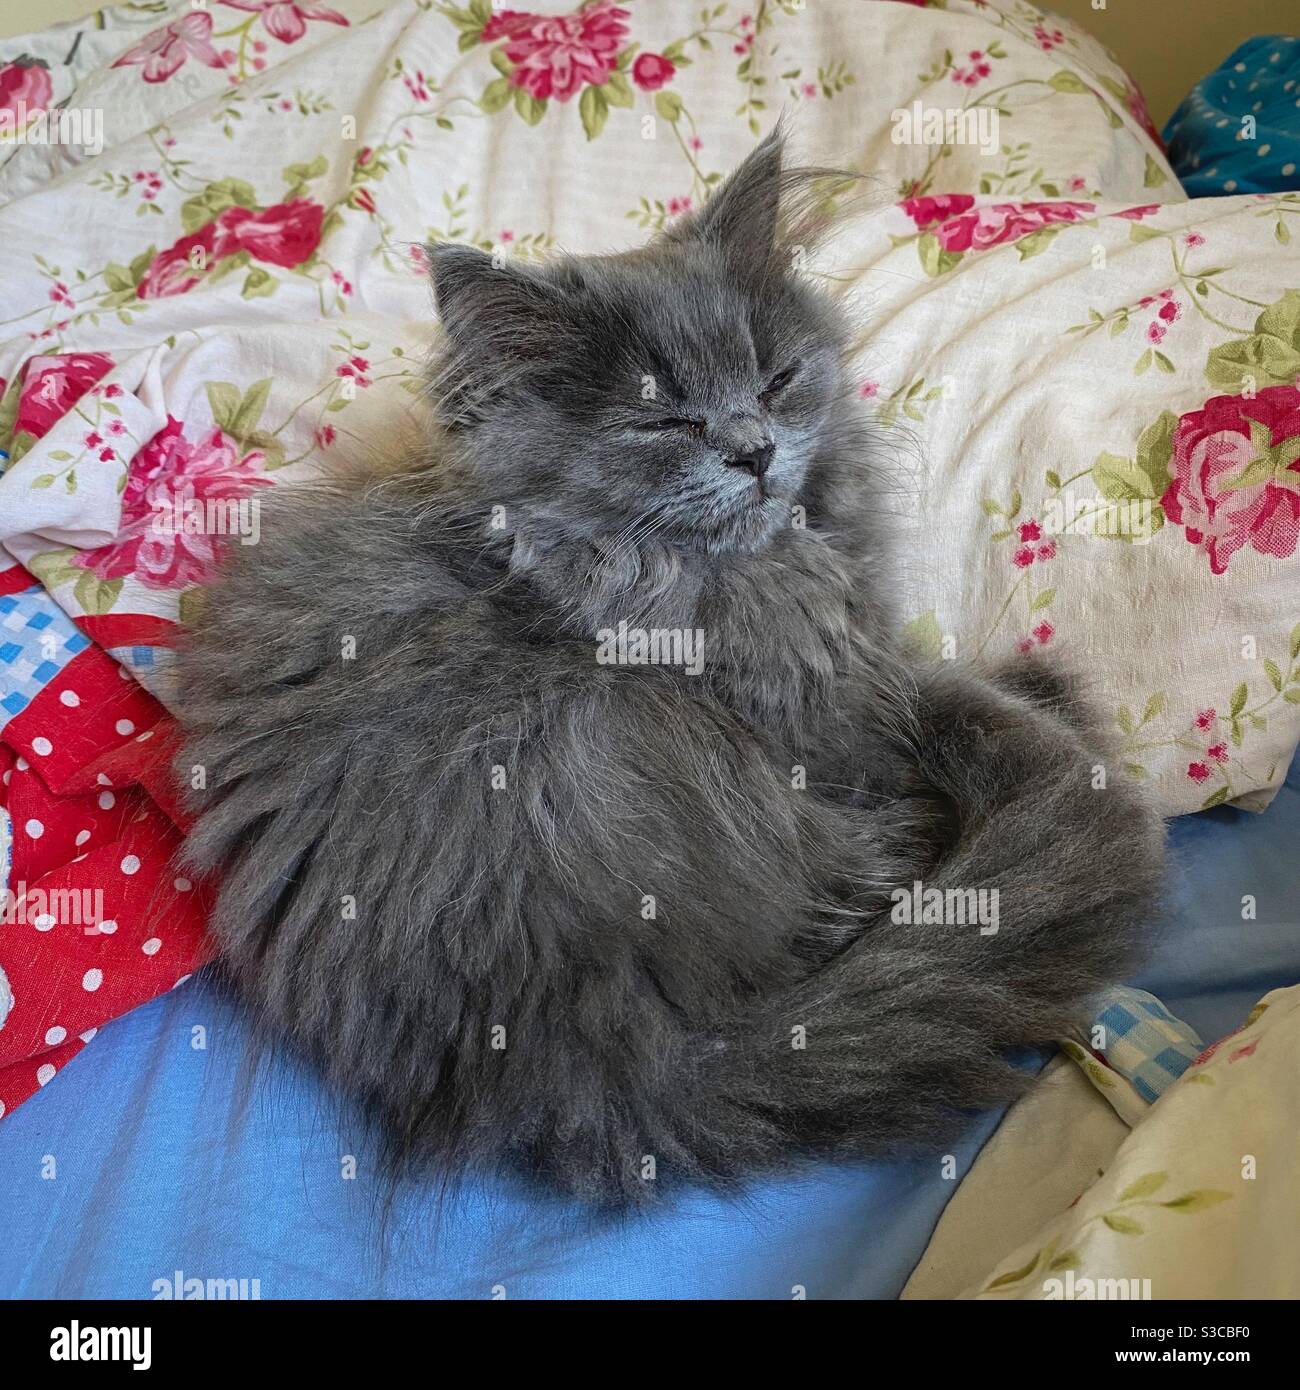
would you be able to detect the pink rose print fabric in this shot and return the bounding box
[137,200,326,299]
[0,55,52,125]
[1161,387,1300,575]
[221,1,349,46]
[74,417,274,590]
[631,52,676,92]
[216,199,326,268]
[902,194,1095,252]
[110,13,229,85]
[485,3,629,102]
[136,225,225,298]
[16,353,114,437]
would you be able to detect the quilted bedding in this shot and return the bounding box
[1,0,1299,1156]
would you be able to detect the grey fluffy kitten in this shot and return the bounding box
[176,131,1164,1204]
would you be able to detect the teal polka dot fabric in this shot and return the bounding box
[1164,34,1300,196]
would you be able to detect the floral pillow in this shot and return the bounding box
[859,183,1300,813]
[0,0,1297,815]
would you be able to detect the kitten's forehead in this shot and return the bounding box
[576,248,767,389]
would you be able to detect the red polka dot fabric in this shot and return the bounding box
[0,563,212,1120]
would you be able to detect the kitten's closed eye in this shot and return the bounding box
[638,416,707,437]
[760,362,800,402]
[636,364,799,435]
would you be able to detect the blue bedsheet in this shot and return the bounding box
[1164,35,1300,197]
[2,755,1297,1299]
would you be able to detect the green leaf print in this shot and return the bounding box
[1102,1213,1144,1235]
[1047,71,1090,94]
[1134,410,1178,495]
[1206,290,1300,392]
[73,571,122,616]
[579,84,609,141]
[1093,452,1158,501]
[1118,1172,1168,1201]
[902,611,944,661]
[181,178,257,234]
[1162,1190,1232,1212]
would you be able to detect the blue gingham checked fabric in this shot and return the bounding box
[1066,987,1205,1122]
[0,583,92,724]
[1093,988,1205,1103]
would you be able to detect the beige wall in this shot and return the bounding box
[2,0,1297,125]
[1051,0,1297,125]
[1,0,100,39]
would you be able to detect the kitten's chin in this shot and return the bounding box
[697,493,787,556]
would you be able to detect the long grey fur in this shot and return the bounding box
[174,130,1165,1205]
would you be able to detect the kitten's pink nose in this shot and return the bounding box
[725,441,774,480]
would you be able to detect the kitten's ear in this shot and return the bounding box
[669,125,785,260]
[664,124,857,269]
[427,242,570,353]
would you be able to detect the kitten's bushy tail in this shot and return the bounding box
[670,662,1164,1189]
